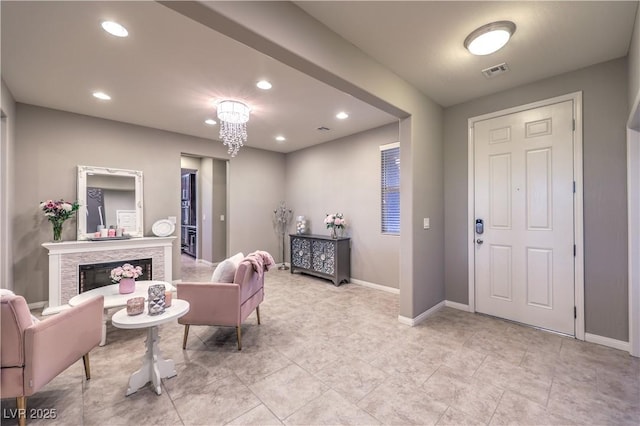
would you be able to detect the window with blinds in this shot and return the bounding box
[381,142,400,234]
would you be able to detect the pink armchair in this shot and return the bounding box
[1,294,103,426]
[177,259,265,350]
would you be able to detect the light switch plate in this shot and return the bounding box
[168,216,177,224]
[423,218,430,229]
[220,215,225,221]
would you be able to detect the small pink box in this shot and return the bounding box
[126,297,145,316]
[164,290,172,307]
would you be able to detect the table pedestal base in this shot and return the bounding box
[125,325,176,396]
[100,309,108,346]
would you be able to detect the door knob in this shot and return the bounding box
[476,239,484,244]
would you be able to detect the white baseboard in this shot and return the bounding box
[196,259,215,267]
[445,300,471,312]
[398,300,445,326]
[28,301,46,310]
[42,304,71,315]
[350,278,400,294]
[585,333,630,352]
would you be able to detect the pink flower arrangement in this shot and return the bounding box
[39,199,79,222]
[324,213,346,230]
[110,263,143,283]
[39,199,80,241]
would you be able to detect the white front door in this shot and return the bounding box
[473,100,575,335]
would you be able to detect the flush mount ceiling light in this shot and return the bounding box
[204,119,217,126]
[464,21,516,56]
[336,111,349,120]
[216,100,250,157]
[256,80,272,90]
[275,136,286,142]
[101,21,128,38]
[92,91,111,100]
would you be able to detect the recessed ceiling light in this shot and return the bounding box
[101,21,128,38]
[464,21,516,56]
[92,91,111,101]
[336,112,349,120]
[275,136,286,141]
[256,80,272,90]
[204,119,217,126]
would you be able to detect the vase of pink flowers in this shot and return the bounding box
[324,213,346,239]
[110,263,144,294]
[39,199,80,242]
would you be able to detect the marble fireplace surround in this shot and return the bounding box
[42,237,175,315]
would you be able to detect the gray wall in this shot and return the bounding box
[198,157,214,262]
[629,4,640,112]
[286,123,400,288]
[194,156,228,263]
[211,159,227,262]
[444,58,629,341]
[1,79,16,290]
[168,0,446,320]
[13,104,285,303]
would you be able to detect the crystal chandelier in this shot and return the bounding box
[216,100,250,157]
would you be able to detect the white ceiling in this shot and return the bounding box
[0,1,397,154]
[297,1,639,107]
[2,1,638,154]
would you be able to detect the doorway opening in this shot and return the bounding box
[180,155,228,274]
[181,167,197,257]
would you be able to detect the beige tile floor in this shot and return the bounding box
[2,255,639,425]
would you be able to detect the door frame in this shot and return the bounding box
[467,92,584,339]
[627,91,640,357]
[0,112,9,291]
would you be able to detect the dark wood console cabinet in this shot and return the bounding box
[290,234,350,286]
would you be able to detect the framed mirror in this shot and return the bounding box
[77,165,144,240]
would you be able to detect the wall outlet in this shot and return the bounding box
[168,216,177,224]
[423,217,430,229]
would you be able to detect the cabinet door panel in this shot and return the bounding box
[291,237,311,269]
[312,240,335,275]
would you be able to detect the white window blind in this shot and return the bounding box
[381,143,400,234]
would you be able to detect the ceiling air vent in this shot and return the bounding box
[317,126,331,131]
[482,62,510,79]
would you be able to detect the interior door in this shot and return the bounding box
[474,100,575,335]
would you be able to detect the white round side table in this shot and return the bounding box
[111,299,189,396]
[68,280,176,346]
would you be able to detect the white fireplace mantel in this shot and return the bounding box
[42,237,175,315]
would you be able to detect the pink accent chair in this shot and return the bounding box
[177,260,264,350]
[1,294,103,426]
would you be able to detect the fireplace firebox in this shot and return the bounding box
[79,258,152,293]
